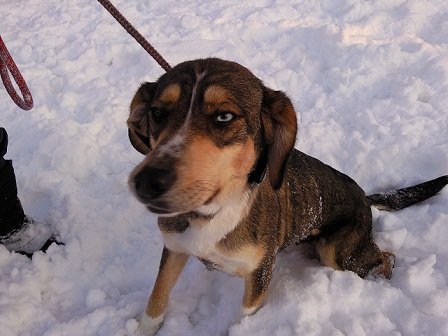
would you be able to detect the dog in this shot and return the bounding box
[126,58,448,335]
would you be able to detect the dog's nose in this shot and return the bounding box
[134,167,176,200]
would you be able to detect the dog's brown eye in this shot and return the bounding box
[150,107,167,123]
[215,112,235,123]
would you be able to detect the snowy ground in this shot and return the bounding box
[1,0,448,335]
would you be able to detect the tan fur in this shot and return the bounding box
[158,83,181,104]
[216,244,265,277]
[311,229,321,236]
[146,249,188,318]
[203,85,239,114]
[159,135,256,212]
[316,240,341,270]
[203,85,229,104]
[243,276,267,311]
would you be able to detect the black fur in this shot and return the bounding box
[367,175,448,211]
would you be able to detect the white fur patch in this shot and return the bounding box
[162,191,251,269]
[156,132,184,157]
[241,305,259,317]
[139,313,164,336]
[205,245,262,276]
[185,71,205,124]
[156,71,206,158]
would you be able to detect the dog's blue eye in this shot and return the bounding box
[150,107,167,123]
[215,112,235,123]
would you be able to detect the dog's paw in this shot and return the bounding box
[238,305,260,321]
[138,312,164,336]
[370,252,396,280]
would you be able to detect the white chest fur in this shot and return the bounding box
[162,200,245,257]
[161,193,262,276]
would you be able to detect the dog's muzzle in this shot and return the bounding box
[132,166,176,213]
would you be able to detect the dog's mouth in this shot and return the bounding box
[204,188,220,205]
[143,198,184,216]
[143,188,221,217]
[146,203,174,215]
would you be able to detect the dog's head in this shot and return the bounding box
[128,58,297,215]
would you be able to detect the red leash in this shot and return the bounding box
[1,1,169,111]
[0,35,34,111]
[97,0,172,73]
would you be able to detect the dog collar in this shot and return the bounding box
[248,148,268,186]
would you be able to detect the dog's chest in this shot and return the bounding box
[161,202,262,276]
[197,247,263,277]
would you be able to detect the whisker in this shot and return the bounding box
[120,161,139,167]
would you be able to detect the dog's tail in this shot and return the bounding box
[367,175,448,211]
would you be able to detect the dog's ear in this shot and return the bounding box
[127,82,156,155]
[261,86,297,190]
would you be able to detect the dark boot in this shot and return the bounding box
[0,127,25,238]
[0,128,56,255]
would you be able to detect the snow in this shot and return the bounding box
[1,0,447,335]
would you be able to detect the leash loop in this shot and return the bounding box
[97,0,172,72]
[0,36,34,111]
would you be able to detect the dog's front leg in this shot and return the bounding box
[140,246,189,335]
[241,253,276,317]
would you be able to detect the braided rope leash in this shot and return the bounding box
[1,1,170,111]
[97,0,172,73]
[0,35,34,110]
